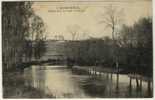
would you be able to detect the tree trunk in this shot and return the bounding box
[110,73,113,80]
[129,77,132,96]
[140,78,142,90]
[147,80,151,96]
[136,78,139,90]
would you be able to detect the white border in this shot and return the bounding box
[0,0,154,100]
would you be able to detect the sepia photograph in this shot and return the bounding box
[2,0,153,98]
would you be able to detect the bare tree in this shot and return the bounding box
[100,5,123,41]
[67,24,80,41]
[99,5,124,90]
[81,29,89,40]
[99,5,124,65]
[54,35,64,41]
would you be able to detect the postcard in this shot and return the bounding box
[2,0,153,98]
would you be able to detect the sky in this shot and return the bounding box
[32,0,152,40]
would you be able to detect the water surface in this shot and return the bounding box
[24,65,152,98]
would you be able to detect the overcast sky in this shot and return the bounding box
[32,0,152,40]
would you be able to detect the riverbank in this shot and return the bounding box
[72,66,153,81]
[72,66,153,98]
[3,64,153,98]
[3,70,54,98]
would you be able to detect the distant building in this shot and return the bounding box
[40,40,67,61]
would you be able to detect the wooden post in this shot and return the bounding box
[147,79,151,97]
[99,71,102,77]
[129,77,132,88]
[116,73,119,89]
[129,77,132,96]
[116,61,119,94]
[140,77,142,91]
[94,69,95,75]
[106,73,109,79]
[136,78,139,90]
[110,73,113,80]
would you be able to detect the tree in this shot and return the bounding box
[54,35,64,40]
[99,5,124,70]
[31,16,46,59]
[99,5,124,66]
[29,16,46,40]
[100,5,123,41]
[2,2,34,70]
[118,17,152,90]
[118,17,152,76]
[2,2,47,70]
[67,24,81,41]
[99,5,124,90]
[133,17,152,76]
[34,39,46,59]
[22,4,47,60]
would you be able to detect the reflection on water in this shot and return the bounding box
[24,65,89,98]
[24,65,152,98]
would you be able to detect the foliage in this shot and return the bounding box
[34,39,46,59]
[2,2,46,70]
[65,17,152,77]
[118,17,152,76]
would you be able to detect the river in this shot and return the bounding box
[23,65,152,98]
